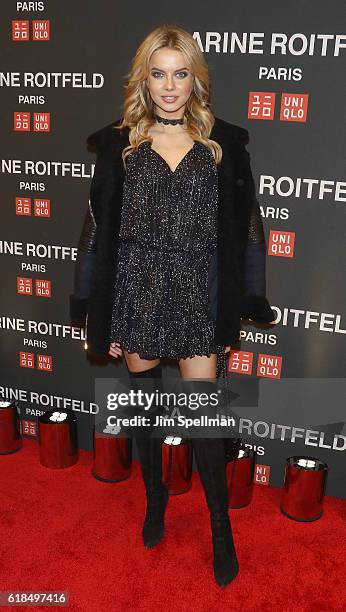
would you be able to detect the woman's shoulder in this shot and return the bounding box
[85,115,250,154]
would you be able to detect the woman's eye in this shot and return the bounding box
[151,71,189,79]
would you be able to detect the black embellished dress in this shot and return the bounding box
[109,139,225,360]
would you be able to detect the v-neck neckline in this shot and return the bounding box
[147,140,197,174]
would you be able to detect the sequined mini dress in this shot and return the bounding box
[109,139,225,359]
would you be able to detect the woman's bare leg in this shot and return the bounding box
[178,353,217,379]
[122,348,160,373]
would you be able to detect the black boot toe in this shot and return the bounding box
[211,513,239,587]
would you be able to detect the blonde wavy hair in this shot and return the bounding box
[114,24,223,167]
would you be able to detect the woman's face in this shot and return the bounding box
[146,47,194,118]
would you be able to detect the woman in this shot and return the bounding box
[70,25,275,588]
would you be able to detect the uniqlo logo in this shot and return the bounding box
[257,354,282,379]
[14,111,30,131]
[254,464,271,485]
[16,197,31,216]
[34,199,50,217]
[268,230,295,258]
[280,93,309,122]
[228,350,253,375]
[12,20,29,41]
[35,279,51,297]
[37,354,53,372]
[33,112,50,132]
[20,352,34,368]
[17,277,33,295]
[21,419,37,436]
[248,92,276,120]
[32,20,50,40]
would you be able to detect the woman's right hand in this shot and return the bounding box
[109,341,123,358]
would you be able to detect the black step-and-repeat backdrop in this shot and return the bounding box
[1,2,345,497]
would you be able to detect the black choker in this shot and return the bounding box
[155,113,184,126]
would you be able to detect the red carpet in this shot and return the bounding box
[1,438,345,612]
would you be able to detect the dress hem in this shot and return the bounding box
[109,337,225,360]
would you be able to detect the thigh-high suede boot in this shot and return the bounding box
[192,436,239,586]
[128,363,168,548]
[186,380,239,587]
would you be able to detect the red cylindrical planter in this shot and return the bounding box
[0,401,22,454]
[92,431,132,482]
[162,439,193,495]
[280,456,329,522]
[226,445,256,508]
[38,409,78,469]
